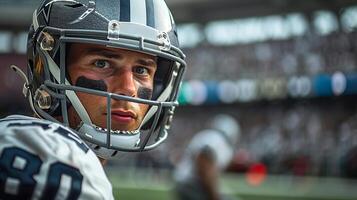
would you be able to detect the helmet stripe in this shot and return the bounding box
[152,0,172,31]
[33,10,40,31]
[119,0,130,22]
[145,0,155,28]
[130,0,147,26]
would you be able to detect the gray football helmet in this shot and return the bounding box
[211,114,241,147]
[19,0,186,158]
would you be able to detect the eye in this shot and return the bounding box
[133,66,149,75]
[94,60,110,69]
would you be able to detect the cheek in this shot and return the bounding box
[73,76,107,115]
[137,103,150,120]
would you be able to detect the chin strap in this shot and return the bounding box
[78,123,141,159]
[86,142,118,160]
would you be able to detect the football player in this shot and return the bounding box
[173,114,240,200]
[1,0,186,199]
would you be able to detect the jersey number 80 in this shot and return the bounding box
[0,147,83,200]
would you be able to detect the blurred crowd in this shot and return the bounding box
[184,31,357,80]
[119,97,357,179]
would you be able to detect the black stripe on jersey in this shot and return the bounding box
[7,122,51,130]
[146,0,155,28]
[120,0,130,22]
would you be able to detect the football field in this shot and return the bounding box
[107,168,357,200]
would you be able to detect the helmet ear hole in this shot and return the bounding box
[152,58,174,100]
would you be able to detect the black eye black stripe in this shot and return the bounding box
[75,76,108,92]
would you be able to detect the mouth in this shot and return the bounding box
[110,110,136,124]
[94,110,139,135]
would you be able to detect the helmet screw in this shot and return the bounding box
[34,88,52,110]
[158,32,171,51]
[40,32,54,51]
[111,22,118,30]
[108,20,120,40]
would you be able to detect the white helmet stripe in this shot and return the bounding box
[117,0,172,30]
[130,0,147,26]
[152,0,172,31]
[33,10,39,31]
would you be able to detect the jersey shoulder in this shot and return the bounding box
[1,114,89,153]
[0,115,114,200]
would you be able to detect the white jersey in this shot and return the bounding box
[0,115,114,200]
[174,129,234,183]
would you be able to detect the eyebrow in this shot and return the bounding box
[137,58,157,67]
[84,47,157,66]
[84,48,123,59]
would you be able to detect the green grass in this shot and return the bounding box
[107,168,357,200]
[114,187,172,200]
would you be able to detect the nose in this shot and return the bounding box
[111,69,137,97]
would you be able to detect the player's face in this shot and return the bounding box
[66,43,157,131]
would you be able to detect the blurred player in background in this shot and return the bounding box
[173,114,241,200]
[1,0,186,199]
